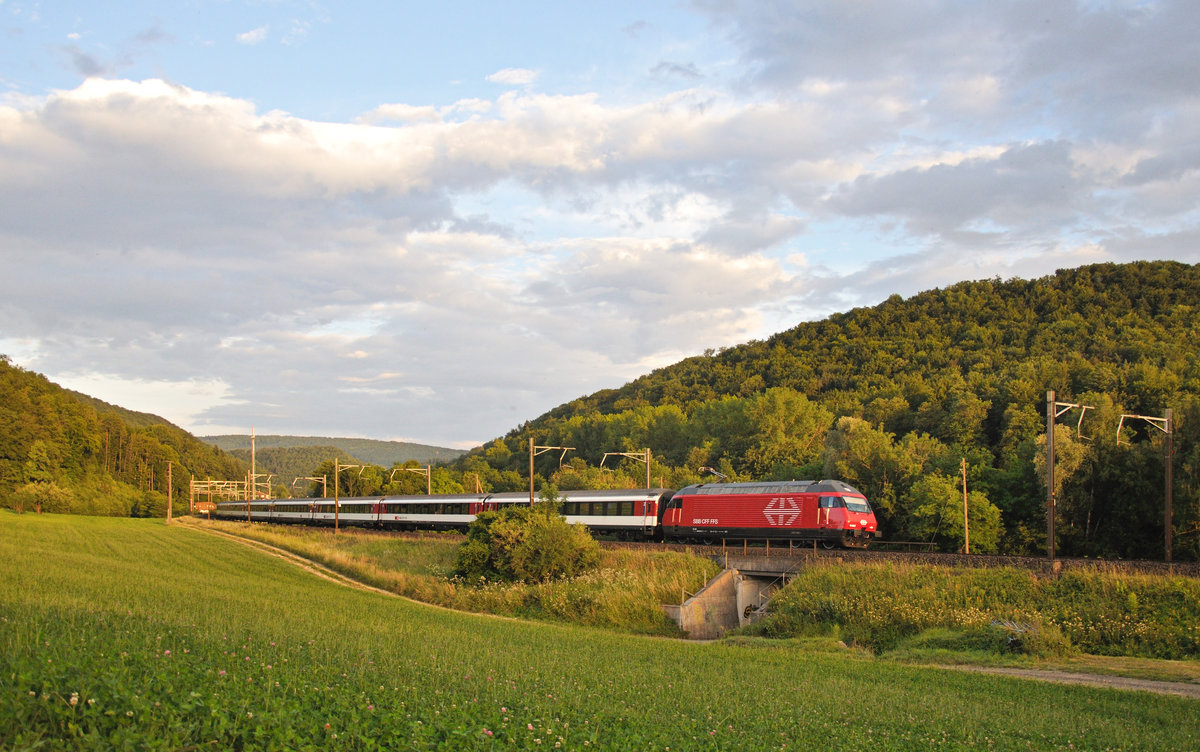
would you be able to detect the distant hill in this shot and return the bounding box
[223,445,365,493]
[201,435,466,468]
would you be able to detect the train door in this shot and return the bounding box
[662,494,683,537]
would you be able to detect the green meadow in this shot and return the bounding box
[2,513,1198,751]
[183,518,720,636]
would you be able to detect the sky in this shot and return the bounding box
[1,1,1198,449]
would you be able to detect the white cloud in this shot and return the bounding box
[51,373,242,429]
[486,67,539,86]
[237,25,269,45]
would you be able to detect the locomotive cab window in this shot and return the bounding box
[844,497,872,513]
[818,496,845,509]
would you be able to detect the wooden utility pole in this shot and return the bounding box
[332,459,362,533]
[1045,392,1092,561]
[961,457,969,554]
[1046,391,1056,560]
[167,461,173,524]
[1166,408,1174,563]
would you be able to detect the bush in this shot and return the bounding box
[5,482,74,514]
[757,562,1195,659]
[454,489,601,583]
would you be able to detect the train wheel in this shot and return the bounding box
[820,539,836,550]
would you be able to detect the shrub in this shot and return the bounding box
[5,481,74,514]
[454,488,601,583]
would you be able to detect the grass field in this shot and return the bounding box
[182,518,720,636]
[2,512,1198,750]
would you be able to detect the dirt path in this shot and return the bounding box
[945,665,1200,699]
[194,525,397,598]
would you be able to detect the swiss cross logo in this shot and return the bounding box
[763,496,800,526]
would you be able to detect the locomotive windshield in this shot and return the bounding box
[844,497,872,514]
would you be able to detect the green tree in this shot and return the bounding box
[743,388,833,476]
[1033,424,1087,512]
[23,440,59,485]
[822,417,905,533]
[905,473,1002,553]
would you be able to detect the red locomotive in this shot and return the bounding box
[661,479,876,548]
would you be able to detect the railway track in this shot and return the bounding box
[600,539,1200,576]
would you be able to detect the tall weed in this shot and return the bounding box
[757,561,1200,659]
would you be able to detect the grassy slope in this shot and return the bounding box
[2,513,1197,751]
[181,518,718,636]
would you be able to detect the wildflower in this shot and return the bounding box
[219,670,226,676]
[482,729,493,737]
[163,649,171,656]
[69,693,79,707]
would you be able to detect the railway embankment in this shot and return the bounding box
[604,540,1200,577]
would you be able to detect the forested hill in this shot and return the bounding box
[460,261,1199,560]
[68,391,174,430]
[549,261,1199,421]
[0,357,246,516]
